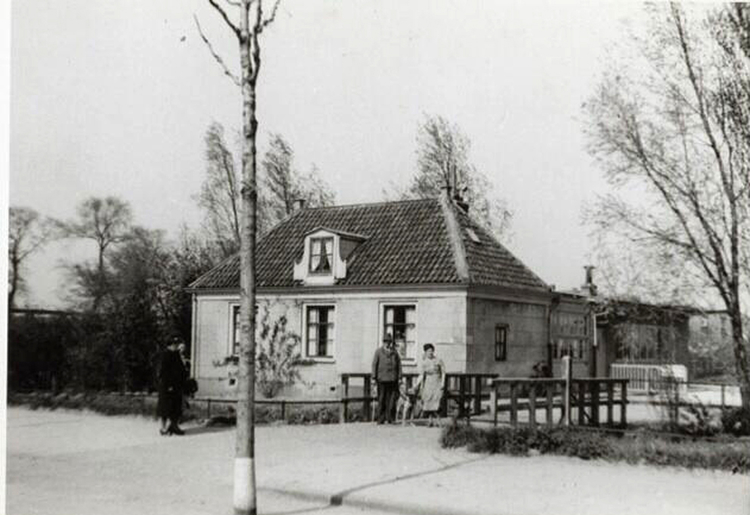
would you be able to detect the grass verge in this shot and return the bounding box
[441,422,750,474]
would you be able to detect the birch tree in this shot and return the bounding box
[197,122,242,257]
[262,133,334,228]
[389,114,513,242]
[194,1,280,513]
[61,196,132,312]
[8,207,57,309]
[584,3,750,408]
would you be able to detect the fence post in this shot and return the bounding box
[281,400,287,421]
[439,375,450,417]
[207,399,212,420]
[529,383,537,428]
[620,380,628,428]
[562,356,572,427]
[490,381,498,427]
[591,380,600,427]
[546,382,554,427]
[606,382,614,426]
[340,375,349,424]
[474,376,482,416]
[458,376,468,420]
[577,381,586,426]
[673,381,680,429]
[510,382,518,427]
[362,375,372,422]
[721,384,726,411]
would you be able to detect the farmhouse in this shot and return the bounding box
[187,189,592,398]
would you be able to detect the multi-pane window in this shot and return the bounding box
[306,306,335,358]
[384,305,416,359]
[615,325,669,362]
[232,305,241,355]
[551,312,589,360]
[231,304,259,355]
[552,338,586,359]
[495,325,508,361]
[309,237,333,274]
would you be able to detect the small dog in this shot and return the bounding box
[396,383,420,424]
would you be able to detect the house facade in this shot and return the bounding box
[188,191,592,399]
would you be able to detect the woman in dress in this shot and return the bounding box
[157,338,188,435]
[416,343,445,426]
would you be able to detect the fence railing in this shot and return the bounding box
[610,363,689,391]
[339,372,499,422]
[487,377,629,428]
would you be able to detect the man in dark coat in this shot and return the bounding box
[157,338,188,435]
[372,335,401,424]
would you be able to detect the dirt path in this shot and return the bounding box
[6,407,749,515]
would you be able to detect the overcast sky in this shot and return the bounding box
[10,0,644,308]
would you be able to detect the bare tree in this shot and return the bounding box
[195,0,281,512]
[584,4,750,408]
[62,196,133,311]
[262,133,335,228]
[388,114,513,242]
[8,206,56,309]
[196,122,242,257]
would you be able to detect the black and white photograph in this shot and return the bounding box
[3,2,750,514]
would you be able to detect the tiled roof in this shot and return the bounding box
[189,197,549,291]
[454,209,548,290]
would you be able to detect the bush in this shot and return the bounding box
[721,407,750,436]
[440,423,750,473]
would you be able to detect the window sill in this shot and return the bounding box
[304,357,336,364]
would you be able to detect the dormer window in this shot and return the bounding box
[309,237,333,274]
[294,227,367,286]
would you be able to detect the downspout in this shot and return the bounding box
[190,293,198,378]
[547,294,560,375]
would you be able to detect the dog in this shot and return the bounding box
[396,382,421,425]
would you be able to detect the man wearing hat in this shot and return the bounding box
[371,334,402,424]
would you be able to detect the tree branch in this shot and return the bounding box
[194,15,241,87]
[260,0,281,32]
[207,0,241,38]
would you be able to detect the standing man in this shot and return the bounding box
[372,335,401,424]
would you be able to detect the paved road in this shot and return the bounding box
[6,407,749,515]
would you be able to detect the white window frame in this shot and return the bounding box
[229,303,241,356]
[379,302,418,362]
[229,302,260,356]
[302,303,336,361]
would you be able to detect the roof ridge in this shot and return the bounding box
[438,193,470,282]
[292,197,436,212]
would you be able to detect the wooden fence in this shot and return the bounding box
[487,377,629,428]
[339,372,498,422]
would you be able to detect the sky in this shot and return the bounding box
[9,0,645,308]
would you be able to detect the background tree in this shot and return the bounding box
[194,0,281,512]
[584,4,750,407]
[261,133,335,228]
[8,206,57,309]
[388,114,513,242]
[62,196,133,311]
[196,122,242,257]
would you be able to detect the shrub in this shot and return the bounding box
[440,420,481,449]
[440,423,750,473]
[721,407,750,436]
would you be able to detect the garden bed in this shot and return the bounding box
[441,422,750,474]
[7,391,364,425]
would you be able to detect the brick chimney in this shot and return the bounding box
[583,265,598,297]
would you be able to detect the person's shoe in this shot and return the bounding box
[168,426,185,436]
[159,428,169,436]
